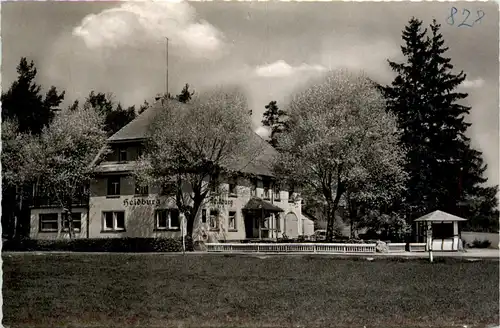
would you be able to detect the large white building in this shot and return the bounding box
[30,101,314,241]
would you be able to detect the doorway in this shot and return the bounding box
[244,213,254,239]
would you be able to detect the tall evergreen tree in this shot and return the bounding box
[262,100,288,148]
[1,57,65,134]
[105,103,137,136]
[138,100,150,114]
[176,83,195,103]
[380,18,498,231]
[84,91,136,136]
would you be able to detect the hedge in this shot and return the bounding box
[2,237,194,253]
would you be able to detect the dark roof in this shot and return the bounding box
[414,210,467,222]
[108,100,166,142]
[243,197,284,212]
[105,100,278,177]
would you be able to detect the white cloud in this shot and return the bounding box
[255,60,326,78]
[462,78,485,89]
[72,1,226,59]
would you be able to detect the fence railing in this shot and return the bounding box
[206,243,378,253]
[206,242,429,254]
[409,243,426,252]
[387,243,406,253]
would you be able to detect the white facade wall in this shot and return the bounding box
[30,172,303,240]
[30,207,89,240]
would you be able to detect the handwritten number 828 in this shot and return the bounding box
[447,7,485,27]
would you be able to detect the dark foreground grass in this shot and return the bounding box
[2,253,499,328]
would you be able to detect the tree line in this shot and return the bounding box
[261,18,498,240]
[2,17,498,241]
[1,57,196,239]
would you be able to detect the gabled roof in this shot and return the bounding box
[104,100,279,177]
[414,210,467,222]
[108,100,165,142]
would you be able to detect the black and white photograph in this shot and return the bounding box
[1,1,499,327]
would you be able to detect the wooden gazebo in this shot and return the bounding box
[414,210,467,252]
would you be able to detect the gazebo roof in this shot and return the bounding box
[243,197,284,212]
[414,210,467,222]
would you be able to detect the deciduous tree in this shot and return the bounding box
[1,57,65,238]
[23,105,109,238]
[135,87,265,239]
[275,70,407,241]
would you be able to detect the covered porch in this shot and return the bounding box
[242,197,284,240]
[414,210,467,251]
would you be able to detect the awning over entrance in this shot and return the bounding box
[243,197,284,212]
[414,210,467,222]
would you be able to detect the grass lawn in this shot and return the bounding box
[2,253,499,328]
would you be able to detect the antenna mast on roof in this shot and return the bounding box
[165,37,169,99]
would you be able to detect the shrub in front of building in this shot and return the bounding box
[471,239,491,249]
[2,237,194,252]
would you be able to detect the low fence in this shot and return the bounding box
[409,243,426,252]
[207,243,376,253]
[388,243,406,252]
[206,242,415,254]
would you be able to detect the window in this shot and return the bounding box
[201,209,207,223]
[62,212,82,232]
[263,180,270,200]
[209,209,219,230]
[250,179,258,197]
[275,213,281,232]
[433,223,454,239]
[273,184,281,201]
[39,213,58,232]
[118,148,127,162]
[170,209,180,229]
[161,181,176,196]
[107,176,121,196]
[155,209,180,230]
[254,216,259,229]
[135,180,149,195]
[228,211,237,231]
[102,211,126,232]
[228,178,237,197]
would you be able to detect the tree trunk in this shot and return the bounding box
[325,202,336,242]
[325,181,344,242]
[186,211,195,239]
[16,185,23,239]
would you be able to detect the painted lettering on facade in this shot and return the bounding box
[210,199,234,207]
[123,198,161,206]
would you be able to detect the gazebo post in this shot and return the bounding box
[427,221,433,263]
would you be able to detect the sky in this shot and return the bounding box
[2,1,499,187]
